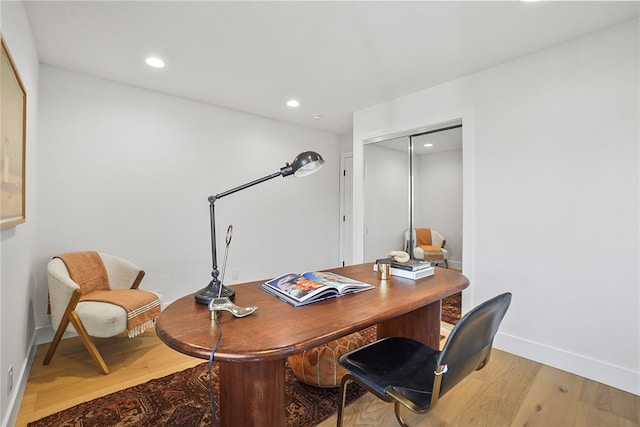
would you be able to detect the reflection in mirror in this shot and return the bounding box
[363,137,409,262]
[412,127,463,269]
[363,124,463,269]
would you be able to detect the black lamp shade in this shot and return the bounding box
[281,151,325,177]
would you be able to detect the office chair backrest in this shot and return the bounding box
[437,292,512,396]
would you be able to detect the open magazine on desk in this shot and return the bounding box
[259,271,374,307]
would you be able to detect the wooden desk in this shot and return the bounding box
[156,263,468,427]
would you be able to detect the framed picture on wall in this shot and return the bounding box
[1,37,27,229]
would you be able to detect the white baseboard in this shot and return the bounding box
[3,326,87,427]
[494,331,640,396]
[447,260,462,271]
[2,332,38,427]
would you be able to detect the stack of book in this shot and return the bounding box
[374,260,435,280]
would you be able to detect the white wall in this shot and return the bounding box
[35,65,340,328]
[415,149,463,268]
[0,2,40,425]
[339,133,352,154]
[0,38,339,423]
[353,20,639,395]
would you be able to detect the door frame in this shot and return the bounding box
[339,152,353,267]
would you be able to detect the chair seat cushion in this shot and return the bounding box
[69,301,127,337]
[418,245,448,258]
[289,332,365,388]
[339,337,440,409]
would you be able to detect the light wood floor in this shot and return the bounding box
[16,326,640,427]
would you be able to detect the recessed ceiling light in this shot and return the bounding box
[424,143,433,148]
[145,57,165,68]
[286,99,301,108]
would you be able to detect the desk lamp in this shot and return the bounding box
[195,151,325,304]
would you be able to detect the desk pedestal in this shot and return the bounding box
[377,300,442,348]
[218,359,285,427]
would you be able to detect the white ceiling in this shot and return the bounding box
[23,1,639,136]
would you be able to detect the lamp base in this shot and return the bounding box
[194,281,236,304]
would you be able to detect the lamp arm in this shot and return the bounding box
[208,171,283,203]
[196,151,323,305]
[205,169,283,293]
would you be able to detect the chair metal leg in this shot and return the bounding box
[336,374,353,427]
[394,401,411,427]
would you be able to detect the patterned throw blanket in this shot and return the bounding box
[416,228,444,259]
[56,251,160,338]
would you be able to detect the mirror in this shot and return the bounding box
[363,124,463,269]
[363,136,409,262]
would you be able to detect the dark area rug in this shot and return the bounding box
[442,291,462,325]
[27,361,366,427]
[28,328,378,427]
[28,296,461,427]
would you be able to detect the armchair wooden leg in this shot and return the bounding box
[69,311,110,374]
[43,288,110,374]
[43,289,80,367]
[43,310,71,366]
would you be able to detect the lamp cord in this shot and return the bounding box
[208,316,223,427]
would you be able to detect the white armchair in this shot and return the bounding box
[404,228,450,268]
[44,252,159,374]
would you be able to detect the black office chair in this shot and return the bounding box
[336,292,512,427]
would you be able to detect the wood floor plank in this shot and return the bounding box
[442,350,540,427]
[580,377,640,423]
[575,401,639,427]
[511,365,584,427]
[424,377,486,426]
